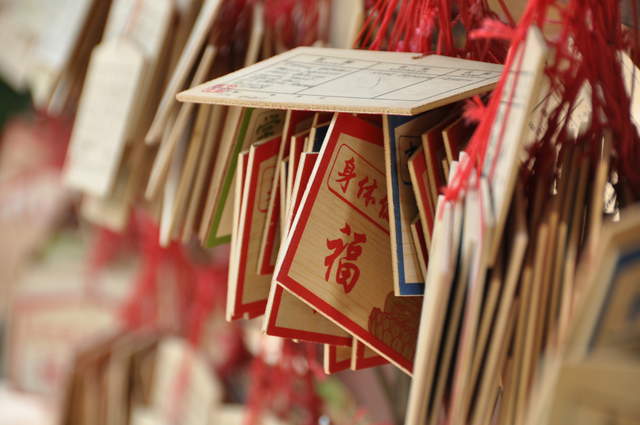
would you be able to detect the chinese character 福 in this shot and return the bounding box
[324,224,367,293]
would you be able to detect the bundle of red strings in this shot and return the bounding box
[245,341,324,425]
[356,0,510,62]
[263,0,329,49]
[445,0,640,202]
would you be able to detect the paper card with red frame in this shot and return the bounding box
[351,340,388,370]
[264,152,350,345]
[324,344,352,374]
[382,109,451,296]
[274,113,422,374]
[258,110,315,276]
[226,134,280,320]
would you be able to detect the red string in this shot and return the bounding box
[263,0,327,49]
[356,0,509,63]
[445,0,640,206]
[244,341,323,425]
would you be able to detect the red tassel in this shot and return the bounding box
[463,96,488,124]
[356,0,510,62]
[446,0,640,203]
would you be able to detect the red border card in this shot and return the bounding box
[352,340,388,370]
[258,111,314,275]
[408,148,435,248]
[275,113,421,373]
[324,344,351,374]
[264,284,352,345]
[227,135,280,320]
[264,152,350,345]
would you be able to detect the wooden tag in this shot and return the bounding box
[448,176,495,425]
[202,108,285,246]
[471,191,528,425]
[80,138,150,232]
[620,52,640,131]
[178,47,503,116]
[324,345,352,374]
[481,26,548,263]
[263,151,350,345]
[0,0,96,105]
[405,195,464,425]
[274,113,422,373]
[329,0,364,48]
[227,151,250,320]
[104,333,156,425]
[408,147,435,248]
[286,153,319,230]
[146,45,217,200]
[442,117,473,166]
[59,332,122,425]
[159,117,189,246]
[103,0,173,138]
[383,110,451,296]
[264,284,351,345]
[104,0,173,61]
[286,131,312,204]
[64,39,145,197]
[227,135,281,320]
[566,205,640,359]
[146,0,223,144]
[410,216,428,279]
[351,340,388,370]
[181,105,227,242]
[257,111,314,275]
[278,158,290,239]
[422,114,457,197]
[245,1,265,67]
[199,106,244,241]
[45,0,113,114]
[168,104,213,236]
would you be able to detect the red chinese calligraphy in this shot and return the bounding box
[378,196,389,221]
[324,224,367,293]
[357,176,378,206]
[335,157,356,192]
